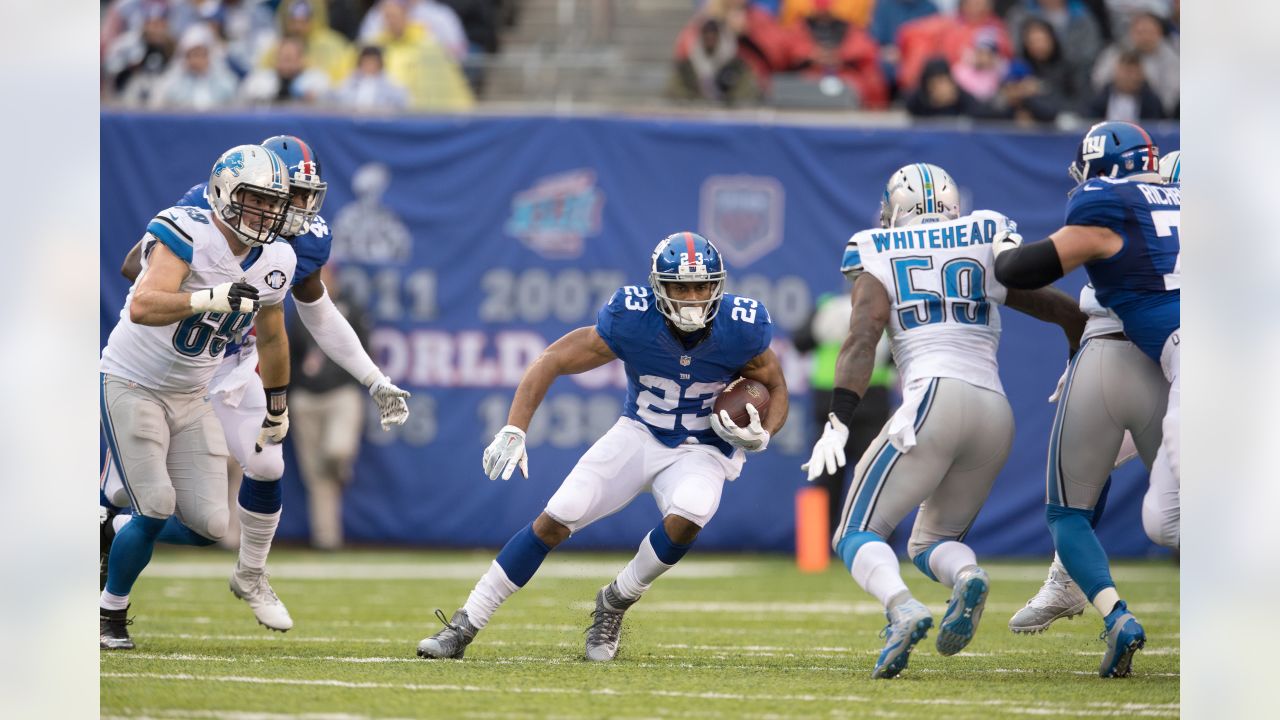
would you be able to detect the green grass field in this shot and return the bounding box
[101,548,1179,719]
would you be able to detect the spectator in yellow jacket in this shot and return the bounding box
[371,0,475,111]
[259,0,356,86]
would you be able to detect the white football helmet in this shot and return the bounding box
[208,145,292,247]
[1158,150,1180,183]
[879,163,961,228]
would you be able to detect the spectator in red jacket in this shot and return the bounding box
[779,0,888,107]
[675,0,791,89]
[895,0,1012,93]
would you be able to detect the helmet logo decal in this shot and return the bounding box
[214,150,245,178]
[1082,135,1107,159]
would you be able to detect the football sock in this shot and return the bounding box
[850,540,909,607]
[1047,504,1116,601]
[104,514,165,597]
[1093,587,1122,617]
[494,522,552,587]
[614,524,693,601]
[99,589,129,611]
[926,541,978,589]
[237,478,282,570]
[156,516,217,546]
[461,560,520,630]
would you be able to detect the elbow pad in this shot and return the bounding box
[295,288,380,386]
[993,241,1065,290]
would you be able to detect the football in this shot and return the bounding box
[713,377,771,428]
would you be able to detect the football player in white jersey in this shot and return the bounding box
[99,145,297,650]
[803,164,1086,678]
[100,136,410,633]
[1007,148,1180,634]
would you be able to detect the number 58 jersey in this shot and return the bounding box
[100,205,297,393]
[842,210,1013,395]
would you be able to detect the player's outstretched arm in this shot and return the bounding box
[1005,287,1088,356]
[506,326,617,431]
[291,272,411,429]
[993,225,1122,289]
[120,239,144,281]
[739,348,789,435]
[802,273,889,480]
[128,243,197,326]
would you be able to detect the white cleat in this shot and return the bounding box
[1009,562,1088,634]
[229,562,294,632]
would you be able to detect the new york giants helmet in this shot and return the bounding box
[1159,150,1180,183]
[879,163,960,228]
[1068,121,1160,184]
[649,232,726,332]
[208,144,292,247]
[261,135,327,237]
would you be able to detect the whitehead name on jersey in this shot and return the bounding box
[100,205,297,393]
[1066,177,1179,363]
[842,210,1013,395]
[595,287,773,458]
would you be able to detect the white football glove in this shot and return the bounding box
[368,375,411,430]
[709,403,770,453]
[482,425,529,481]
[992,229,1024,258]
[191,281,260,314]
[802,413,850,481]
[255,408,289,451]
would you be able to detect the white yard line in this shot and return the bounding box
[100,672,1178,716]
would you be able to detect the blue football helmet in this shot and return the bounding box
[1069,121,1160,184]
[260,135,327,237]
[649,232,726,332]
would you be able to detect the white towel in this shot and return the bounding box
[209,346,260,408]
[887,377,934,453]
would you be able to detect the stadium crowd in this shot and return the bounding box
[670,0,1179,123]
[101,0,1178,124]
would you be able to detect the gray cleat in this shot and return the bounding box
[417,608,479,659]
[872,598,933,679]
[936,566,989,656]
[585,581,637,662]
[1009,562,1088,634]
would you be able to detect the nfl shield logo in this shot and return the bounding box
[680,355,692,367]
[698,175,785,268]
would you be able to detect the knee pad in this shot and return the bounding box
[835,530,883,572]
[544,485,596,528]
[669,482,717,525]
[242,443,284,481]
[133,483,176,519]
[1141,497,1179,550]
[201,507,229,541]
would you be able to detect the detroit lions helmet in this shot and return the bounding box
[649,232,726,332]
[879,163,960,228]
[261,134,327,237]
[207,144,292,247]
[1158,150,1180,183]
[1068,121,1159,184]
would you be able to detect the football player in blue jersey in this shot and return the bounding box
[101,136,411,632]
[416,232,789,662]
[992,121,1180,678]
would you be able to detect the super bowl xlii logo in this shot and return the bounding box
[698,175,785,268]
[505,169,605,259]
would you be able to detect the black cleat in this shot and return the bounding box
[100,606,134,650]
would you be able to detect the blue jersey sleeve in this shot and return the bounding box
[1065,181,1127,233]
[595,288,631,359]
[145,210,196,264]
[176,183,209,210]
[290,215,333,286]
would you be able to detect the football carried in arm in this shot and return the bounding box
[713,377,771,428]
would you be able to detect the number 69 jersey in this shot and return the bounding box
[100,205,297,393]
[595,286,773,458]
[841,210,1014,395]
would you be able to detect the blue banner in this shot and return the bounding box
[101,112,1178,556]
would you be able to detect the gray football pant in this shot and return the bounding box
[834,377,1014,558]
[1047,337,1168,512]
[99,374,231,541]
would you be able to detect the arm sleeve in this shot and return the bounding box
[294,287,382,386]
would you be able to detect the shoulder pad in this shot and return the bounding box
[146,205,214,264]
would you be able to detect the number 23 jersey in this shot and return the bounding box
[595,287,773,458]
[842,210,1014,395]
[100,205,297,393]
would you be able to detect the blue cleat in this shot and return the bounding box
[872,598,933,679]
[936,566,989,656]
[1099,600,1145,678]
